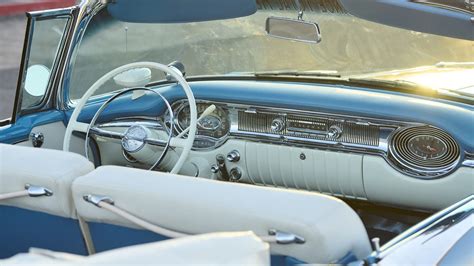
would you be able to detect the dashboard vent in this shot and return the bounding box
[390,126,460,175]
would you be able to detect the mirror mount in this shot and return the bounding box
[295,0,304,20]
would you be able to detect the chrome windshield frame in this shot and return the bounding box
[55,0,106,111]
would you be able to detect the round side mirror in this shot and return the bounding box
[24,65,51,97]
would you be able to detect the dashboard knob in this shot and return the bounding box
[226,150,240,162]
[229,167,242,181]
[327,125,342,139]
[210,164,219,174]
[271,118,285,132]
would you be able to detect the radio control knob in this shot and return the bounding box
[226,150,240,162]
[271,118,285,132]
[328,125,342,139]
[229,167,242,181]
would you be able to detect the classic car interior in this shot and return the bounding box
[0,0,473,265]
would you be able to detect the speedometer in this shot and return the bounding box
[198,115,222,130]
[173,102,230,148]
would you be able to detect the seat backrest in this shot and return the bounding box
[72,165,372,263]
[0,144,94,218]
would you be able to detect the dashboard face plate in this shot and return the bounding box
[407,135,448,160]
[166,100,466,179]
[172,102,230,149]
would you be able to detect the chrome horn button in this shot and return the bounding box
[121,125,148,153]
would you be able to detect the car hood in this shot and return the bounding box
[351,63,474,96]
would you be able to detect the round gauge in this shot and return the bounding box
[173,103,230,146]
[389,126,460,177]
[407,135,447,159]
[198,115,222,130]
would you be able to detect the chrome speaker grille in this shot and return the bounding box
[390,126,460,175]
[238,111,380,147]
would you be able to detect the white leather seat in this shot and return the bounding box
[72,165,372,263]
[0,144,94,218]
[1,231,270,265]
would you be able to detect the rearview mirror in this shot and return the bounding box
[266,17,321,44]
[113,68,152,87]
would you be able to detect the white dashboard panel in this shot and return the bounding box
[363,156,474,211]
[244,142,366,199]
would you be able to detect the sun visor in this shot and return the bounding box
[339,0,474,41]
[107,0,257,23]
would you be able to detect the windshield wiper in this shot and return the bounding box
[435,62,474,68]
[346,78,442,94]
[233,70,341,78]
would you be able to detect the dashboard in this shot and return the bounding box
[74,79,473,211]
[166,100,468,179]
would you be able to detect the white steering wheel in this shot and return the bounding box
[63,62,197,174]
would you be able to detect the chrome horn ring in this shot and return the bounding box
[85,87,175,170]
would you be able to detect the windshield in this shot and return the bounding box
[68,1,474,100]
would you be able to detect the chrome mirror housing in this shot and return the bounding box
[265,16,321,44]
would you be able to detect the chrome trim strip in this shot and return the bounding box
[462,152,474,168]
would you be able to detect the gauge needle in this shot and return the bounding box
[426,145,437,152]
[176,104,216,138]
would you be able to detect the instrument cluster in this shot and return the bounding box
[168,101,230,149]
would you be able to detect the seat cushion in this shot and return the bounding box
[1,231,270,265]
[72,165,372,263]
[0,144,94,218]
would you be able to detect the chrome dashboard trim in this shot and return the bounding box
[167,99,470,178]
[462,152,474,167]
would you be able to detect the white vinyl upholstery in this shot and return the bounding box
[1,231,270,265]
[72,165,372,263]
[0,144,94,218]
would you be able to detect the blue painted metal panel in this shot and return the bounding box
[0,110,64,144]
[1,206,304,265]
[87,222,168,252]
[0,206,87,259]
[64,80,474,153]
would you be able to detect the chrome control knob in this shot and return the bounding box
[327,125,342,139]
[226,150,240,162]
[271,118,285,132]
[229,167,242,181]
[210,164,219,174]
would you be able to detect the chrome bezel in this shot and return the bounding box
[121,125,148,153]
[387,126,461,178]
[166,101,230,150]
